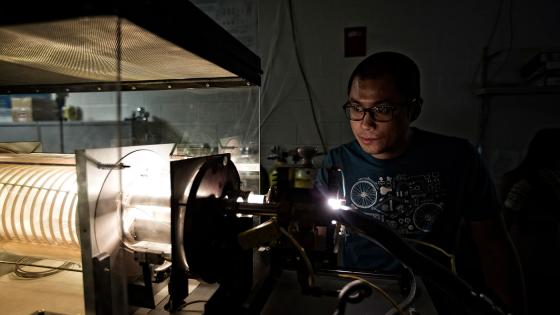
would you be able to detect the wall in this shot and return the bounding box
[257,0,560,179]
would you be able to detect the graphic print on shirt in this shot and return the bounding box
[350,173,445,236]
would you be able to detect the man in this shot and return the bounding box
[315,51,524,314]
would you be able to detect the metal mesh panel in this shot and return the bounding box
[0,16,235,86]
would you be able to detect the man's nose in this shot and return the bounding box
[361,111,376,128]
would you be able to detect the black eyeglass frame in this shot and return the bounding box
[342,99,419,122]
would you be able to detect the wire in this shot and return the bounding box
[403,238,457,274]
[489,0,514,80]
[341,230,412,315]
[385,265,417,315]
[184,300,208,307]
[470,0,505,88]
[278,226,316,288]
[485,0,506,50]
[341,210,508,315]
[357,234,413,314]
[338,273,405,315]
[473,0,513,152]
[12,257,80,279]
[286,0,328,154]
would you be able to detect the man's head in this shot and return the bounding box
[345,51,422,159]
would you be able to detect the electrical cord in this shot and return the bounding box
[287,0,328,154]
[385,265,417,315]
[333,279,372,315]
[338,273,405,315]
[340,225,415,314]
[278,226,316,288]
[403,238,457,274]
[13,257,79,279]
[354,233,417,315]
[336,209,508,315]
[470,0,505,89]
[489,0,514,81]
[184,300,208,307]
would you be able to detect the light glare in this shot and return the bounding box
[247,193,265,204]
[327,198,343,210]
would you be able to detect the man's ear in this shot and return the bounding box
[409,98,423,122]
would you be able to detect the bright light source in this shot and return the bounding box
[327,197,352,211]
[236,197,244,202]
[331,220,337,225]
[247,193,265,204]
[327,198,344,210]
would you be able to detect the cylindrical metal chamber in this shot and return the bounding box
[0,162,80,262]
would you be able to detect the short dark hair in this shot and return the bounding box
[347,51,421,99]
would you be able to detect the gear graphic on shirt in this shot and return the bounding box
[412,202,443,232]
[350,178,378,209]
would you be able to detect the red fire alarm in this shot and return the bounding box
[344,27,366,57]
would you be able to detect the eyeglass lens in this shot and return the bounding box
[345,104,393,122]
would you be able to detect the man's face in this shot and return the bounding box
[348,76,413,159]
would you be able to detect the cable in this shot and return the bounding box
[485,0,506,52]
[470,0,505,89]
[354,233,417,314]
[184,300,208,307]
[286,0,328,154]
[260,1,286,128]
[278,226,316,288]
[334,279,372,315]
[0,147,17,153]
[12,257,79,279]
[489,0,514,80]
[337,209,507,315]
[385,265,417,315]
[403,238,457,274]
[473,2,514,153]
[339,225,415,314]
[338,273,405,315]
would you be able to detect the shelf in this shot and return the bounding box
[474,85,560,96]
[0,121,131,127]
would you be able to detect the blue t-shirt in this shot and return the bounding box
[315,128,500,271]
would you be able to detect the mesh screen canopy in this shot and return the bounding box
[0,16,235,86]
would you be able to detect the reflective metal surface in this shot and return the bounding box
[0,156,80,262]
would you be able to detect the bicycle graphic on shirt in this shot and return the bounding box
[350,173,445,235]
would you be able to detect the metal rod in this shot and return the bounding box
[234,202,281,216]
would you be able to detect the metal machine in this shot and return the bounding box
[0,147,512,315]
